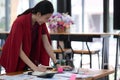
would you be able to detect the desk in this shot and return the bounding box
[2,68,114,80]
[50,33,110,70]
[0,32,110,69]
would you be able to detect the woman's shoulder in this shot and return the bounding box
[15,13,31,23]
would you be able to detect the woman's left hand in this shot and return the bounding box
[56,64,73,71]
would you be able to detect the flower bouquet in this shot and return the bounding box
[47,12,74,33]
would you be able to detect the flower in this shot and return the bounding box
[47,12,74,32]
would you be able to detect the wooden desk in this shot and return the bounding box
[85,69,114,80]
[3,68,114,80]
[50,33,110,41]
[0,32,110,69]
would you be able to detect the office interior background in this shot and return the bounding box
[0,0,115,66]
[0,0,119,79]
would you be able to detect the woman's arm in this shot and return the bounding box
[42,34,57,64]
[19,44,46,71]
[42,35,73,69]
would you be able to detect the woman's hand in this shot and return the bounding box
[55,63,61,68]
[55,64,73,71]
[36,64,47,72]
[61,65,73,71]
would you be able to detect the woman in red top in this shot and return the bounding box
[0,0,60,73]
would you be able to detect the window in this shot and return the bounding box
[0,0,5,31]
[10,0,29,28]
[72,0,103,33]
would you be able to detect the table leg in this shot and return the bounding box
[114,36,120,80]
[101,37,109,80]
[102,37,109,69]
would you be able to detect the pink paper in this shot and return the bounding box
[70,74,76,80]
[57,67,63,73]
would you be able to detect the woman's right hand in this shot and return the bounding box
[35,64,47,72]
[38,64,47,72]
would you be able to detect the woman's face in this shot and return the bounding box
[36,12,52,25]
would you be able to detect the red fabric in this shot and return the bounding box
[0,13,51,73]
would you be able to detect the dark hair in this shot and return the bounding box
[18,0,54,16]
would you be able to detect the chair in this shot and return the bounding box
[73,41,100,68]
[73,49,100,68]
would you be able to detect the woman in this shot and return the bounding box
[0,0,60,73]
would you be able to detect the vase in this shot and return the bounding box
[57,27,65,33]
[57,27,70,33]
[50,27,70,33]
